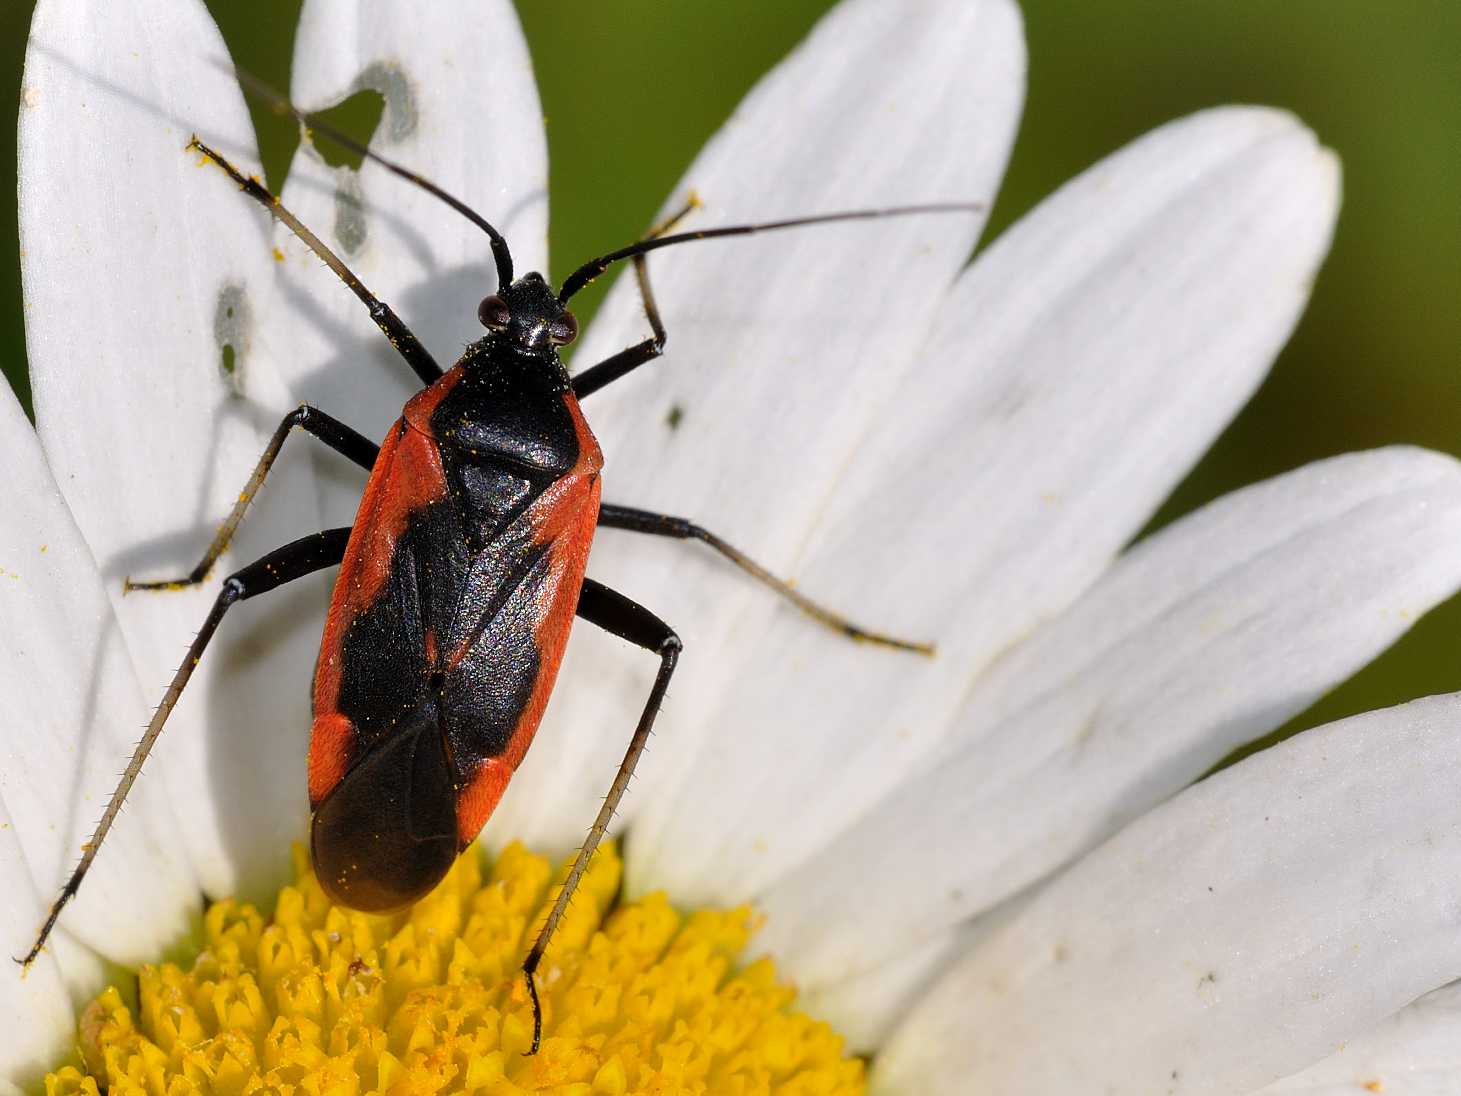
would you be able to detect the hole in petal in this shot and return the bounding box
[309,88,386,172]
[297,65,418,257]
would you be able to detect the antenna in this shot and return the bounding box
[558,202,983,303]
[231,66,515,288]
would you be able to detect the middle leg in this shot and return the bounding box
[597,502,934,654]
[126,403,377,591]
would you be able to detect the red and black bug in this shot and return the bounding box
[21,86,972,1049]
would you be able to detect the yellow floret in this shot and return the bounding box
[45,842,865,1096]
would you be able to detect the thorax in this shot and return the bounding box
[399,355,602,547]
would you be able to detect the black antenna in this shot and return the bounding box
[231,67,515,289]
[558,202,983,304]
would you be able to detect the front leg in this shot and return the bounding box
[188,137,443,386]
[570,196,699,399]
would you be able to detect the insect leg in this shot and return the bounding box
[20,528,352,968]
[187,137,443,385]
[126,404,376,592]
[570,196,699,400]
[597,503,934,655]
[521,578,682,1054]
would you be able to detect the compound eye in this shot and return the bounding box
[478,294,511,330]
[548,310,579,346]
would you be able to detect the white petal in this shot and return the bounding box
[806,880,1035,1053]
[1256,983,1461,1096]
[876,692,1461,1096]
[495,0,1025,856]
[802,931,961,1054]
[22,0,324,900]
[0,794,76,1084]
[46,931,108,1011]
[271,0,548,527]
[627,106,1342,903]
[0,380,198,964]
[762,447,1461,983]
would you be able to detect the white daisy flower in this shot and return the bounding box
[8,0,1461,1091]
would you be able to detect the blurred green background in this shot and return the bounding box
[2,2,1458,750]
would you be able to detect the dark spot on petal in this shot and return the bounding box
[214,284,251,395]
[303,62,419,258]
[335,172,368,255]
[665,403,685,431]
[355,60,418,143]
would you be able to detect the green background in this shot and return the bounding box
[2,2,1458,755]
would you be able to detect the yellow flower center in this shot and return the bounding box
[45,841,864,1095]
